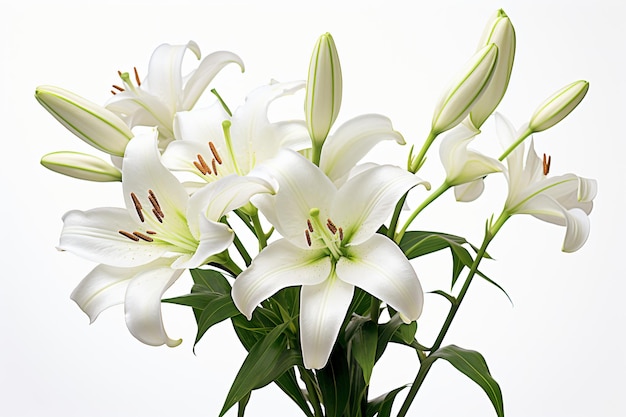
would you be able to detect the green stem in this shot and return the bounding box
[498,127,533,161]
[232,231,252,267]
[396,212,509,417]
[311,141,323,166]
[395,182,450,244]
[409,130,437,173]
[251,213,268,249]
[387,193,408,239]
[299,367,324,417]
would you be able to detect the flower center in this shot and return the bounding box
[305,208,344,260]
[111,67,141,95]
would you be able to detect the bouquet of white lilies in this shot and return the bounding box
[37,9,596,417]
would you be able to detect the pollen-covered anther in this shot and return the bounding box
[307,219,314,233]
[305,229,312,247]
[119,230,140,241]
[130,192,144,222]
[112,84,125,92]
[133,67,141,86]
[543,153,552,176]
[133,231,154,242]
[146,230,157,235]
[326,219,337,235]
[148,189,164,219]
[153,208,164,223]
[338,227,344,241]
[209,141,223,164]
[194,154,211,175]
[212,158,218,176]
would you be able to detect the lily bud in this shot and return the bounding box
[528,80,589,132]
[468,9,516,130]
[41,151,122,182]
[305,33,342,147]
[431,43,498,136]
[35,85,133,156]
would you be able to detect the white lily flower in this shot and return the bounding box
[41,151,122,182]
[106,41,244,148]
[59,129,274,346]
[161,80,309,190]
[232,150,426,369]
[496,114,597,252]
[439,124,504,202]
[36,85,133,156]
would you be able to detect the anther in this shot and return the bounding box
[338,227,344,241]
[307,219,314,233]
[111,90,117,95]
[212,158,218,176]
[117,70,123,77]
[305,229,312,247]
[326,219,337,235]
[130,192,144,222]
[193,161,207,175]
[209,142,223,164]
[148,190,164,218]
[133,67,141,86]
[146,230,157,235]
[119,230,140,241]
[153,208,163,223]
[133,231,154,242]
[112,84,125,92]
[543,153,552,176]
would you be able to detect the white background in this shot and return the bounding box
[2,0,625,416]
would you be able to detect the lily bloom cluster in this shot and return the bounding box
[38,9,597,417]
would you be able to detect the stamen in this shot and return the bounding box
[193,161,207,175]
[146,230,157,235]
[133,231,154,242]
[119,230,140,241]
[326,219,337,235]
[153,208,163,223]
[305,229,312,247]
[338,227,344,241]
[212,158,218,176]
[130,192,144,222]
[209,142,223,164]
[111,90,117,95]
[112,84,125,92]
[117,70,123,77]
[307,219,314,233]
[133,67,141,86]
[148,190,164,218]
[543,153,552,176]
[197,154,211,174]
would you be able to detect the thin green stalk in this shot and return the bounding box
[251,213,268,249]
[410,130,438,173]
[395,182,450,244]
[498,127,532,161]
[387,193,408,239]
[397,213,509,417]
[299,367,324,417]
[311,141,323,166]
[232,232,252,267]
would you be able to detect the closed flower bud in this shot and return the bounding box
[528,80,589,132]
[41,151,122,182]
[305,33,342,147]
[431,43,499,135]
[468,9,516,130]
[35,85,133,156]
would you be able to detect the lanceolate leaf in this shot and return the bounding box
[194,294,240,345]
[220,322,301,416]
[427,345,504,417]
[350,320,378,384]
[317,344,351,417]
[399,231,469,259]
[366,385,409,417]
[190,268,232,295]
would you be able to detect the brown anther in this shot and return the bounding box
[338,227,344,241]
[117,70,123,77]
[130,192,144,222]
[148,190,164,218]
[209,142,223,164]
[133,67,141,86]
[307,219,314,233]
[133,231,154,242]
[212,158,218,176]
[197,154,211,174]
[193,161,207,175]
[111,90,117,95]
[152,208,164,223]
[119,230,140,241]
[326,219,337,235]
[146,230,157,235]
[112,84,125,92]
[305,229,312,247]
[543,153,552,176]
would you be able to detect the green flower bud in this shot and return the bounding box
[35,85,133,156]
[431,43,499,135]
[305,33,342,147]
[41,151,122,182]
[529,80,589,132]
[468,9,516,130]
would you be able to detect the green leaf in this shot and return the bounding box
[375,314,404,361]
[395,321,417,345]
[366,385,409,417]
[190,268,232,295]
[476,270,513,305]
[427,345,504,417]
[220,322,301,416]
[399,231,469,259]
[317,344,350,417]
[194,294,240,345]
[349,320,378,384]
[237,392,250,417]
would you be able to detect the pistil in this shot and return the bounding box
[307,208,344,260]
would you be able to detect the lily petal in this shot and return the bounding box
[300,273,354,369]
[232,240,331,320]
[124,266,184,347]
[319,114,405,183]
[333,165,426,245]
[337,234,423,322]
[454,179,485,202]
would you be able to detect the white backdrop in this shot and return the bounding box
[2,1,624,416]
